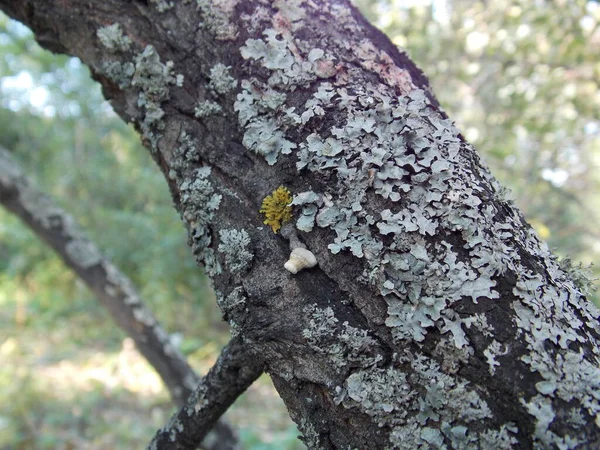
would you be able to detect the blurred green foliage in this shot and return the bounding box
[0,0,599,448]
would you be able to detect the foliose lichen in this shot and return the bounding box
[96,23,132,52]
[297,418,322,449]
[302,304,382,370]
[291,191,323,233]
[333,350,513,448]
[233,29,338,165]
[483,340,506,375]
[194,100,222,118]
[179,166,222,277]
[216,287,246,320]
[217,228,253,274]
[166,130,223,277]
[150,0,174,12]
[208,63,237,95]
[131,45,184,149]
[196,0,239,41]
[101,61,135,89]
[169,130,200,180]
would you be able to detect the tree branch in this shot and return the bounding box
[0,146,241,450]
[148,336,264,450]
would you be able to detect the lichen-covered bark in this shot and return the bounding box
[1,1,599,448]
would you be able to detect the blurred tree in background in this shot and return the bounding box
[0,0,598,448]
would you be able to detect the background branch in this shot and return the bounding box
[0,146,240,450]
[148,336,264,450]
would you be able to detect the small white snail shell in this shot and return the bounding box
[284,248,317,274]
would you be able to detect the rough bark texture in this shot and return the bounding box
[1,1,600,449]
[0,146,243,450]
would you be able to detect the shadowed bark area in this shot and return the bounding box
[0,146,246,450]
[1,1,599,449]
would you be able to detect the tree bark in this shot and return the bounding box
[1,1,599,448]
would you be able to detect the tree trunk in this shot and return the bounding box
[1,1,599,448]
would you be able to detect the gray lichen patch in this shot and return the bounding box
[297,418,322,450]
[168,131,223,277]
[334,351,512,448]
[65,238,103,268]
[234,80,287,126]
[131,45,184,148]
[100,61,135,89]
[170,130,200,179]
[234,80,295,165]
[150,0,174,12]
[337,366,413,426]
[557,256,597,297]
[432,335,474,375]
[240,28,335,87]
[188,382,210,415]
[94,40,184,156]
[132,44,183,91]
[512,274,600,441]
[208,63,237,95]
[241,117,296,165]
[96,23,132,52]
[216,286,247,320]
[273,0,307,25]
[291,191,323,233]
[179,166,222,277]
[483,340,506,376]
[240,29,297,73]
[217,228,253,274]
[196,0,240,41]
[194,100,222,118]
[233,23,343,166]
[98,37,183,129]
[520,395,579,449]
[302,305,338,345]
[302,304,382,370]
